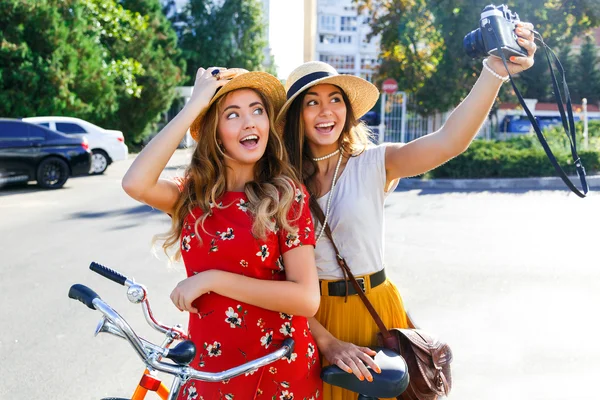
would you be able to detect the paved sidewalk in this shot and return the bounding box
[397,174,600,191]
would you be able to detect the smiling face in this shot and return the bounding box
[301,83,348,154]
[217,88,270,168]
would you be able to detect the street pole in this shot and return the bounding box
[583,98,589,151]
[378,92,386,144]
[400,91,407,143]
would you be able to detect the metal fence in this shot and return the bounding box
[371,91,493,144]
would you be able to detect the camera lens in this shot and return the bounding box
[463,29,486,58]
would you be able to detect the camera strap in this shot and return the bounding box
[492,32,588,198]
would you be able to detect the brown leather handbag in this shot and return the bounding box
[313,200,453,400]
[377,328,452,400]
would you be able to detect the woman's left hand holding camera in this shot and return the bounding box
[486,21,537,77]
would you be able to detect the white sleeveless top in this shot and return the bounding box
[315,144,396,280]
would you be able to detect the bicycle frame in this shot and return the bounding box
[70,262,295,400]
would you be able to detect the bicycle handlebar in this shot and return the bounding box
[68,284,101,310]
[88,262,189,340]
[69,283,295,388]
[90,261,128,286]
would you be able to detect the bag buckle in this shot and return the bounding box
[355,278,366,293]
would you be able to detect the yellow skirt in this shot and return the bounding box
[314,278,409,400]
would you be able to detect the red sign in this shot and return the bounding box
[382,78,398,94]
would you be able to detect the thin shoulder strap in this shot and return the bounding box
[310,196,393,340]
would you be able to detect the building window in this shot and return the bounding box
[360,58,378,69]
[319,55,356,72]
[320,15,336,31]
[319,35,353,45]
[360,58,379,82]
[361,72,374,82]
[340,16,357,32]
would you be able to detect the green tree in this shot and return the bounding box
[557,45,577,88]
[573,35,600,103]
[105,0,185,144]
[0,0,184,145]
[0,0,122,120]
[356,0,600,113]
[356,0,443,96]
[174,0,271,85]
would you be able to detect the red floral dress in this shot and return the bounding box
[177,187,322,400]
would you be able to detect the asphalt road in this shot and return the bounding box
[1,149,599,400]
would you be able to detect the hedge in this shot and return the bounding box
[427,121,600,179]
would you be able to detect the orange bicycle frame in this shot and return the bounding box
[131,368,171,400]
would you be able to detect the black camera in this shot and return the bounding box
[463,4,528,59]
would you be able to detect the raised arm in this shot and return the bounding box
[384,22,536,184]
[121,67,233,214]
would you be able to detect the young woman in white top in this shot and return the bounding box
[277,22,537,400]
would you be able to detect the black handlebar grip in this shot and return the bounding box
[68,284,100,310]
[281,338,295,359]
[89,261,127,286]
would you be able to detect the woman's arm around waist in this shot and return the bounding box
[171,245,320,317]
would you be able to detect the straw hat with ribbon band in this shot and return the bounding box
[189,69,287,142]
[276,61,380,130]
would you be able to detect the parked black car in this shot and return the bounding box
[0,119,92,189]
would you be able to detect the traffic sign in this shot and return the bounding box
[382,78,398,94]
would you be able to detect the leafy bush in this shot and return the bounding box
[428,138,600,179]
[537,120,600,152]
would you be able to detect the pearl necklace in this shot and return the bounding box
[315,149,343,244]
[312,148,340,162]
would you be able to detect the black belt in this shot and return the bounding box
[321,269,386,296]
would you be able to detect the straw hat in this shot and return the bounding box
[275,61,380,129]
[189,69,286,141]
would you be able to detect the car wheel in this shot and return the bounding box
[37,157,69,189]
[91,150,109,174]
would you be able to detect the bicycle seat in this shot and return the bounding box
[321,347,409,398]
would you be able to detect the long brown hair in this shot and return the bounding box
[159,89,302,261]
[282,85,373,197]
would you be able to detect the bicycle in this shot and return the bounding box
[69,262,296,400]
[70,262,409,400]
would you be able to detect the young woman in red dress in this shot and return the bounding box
[122,67,323,400]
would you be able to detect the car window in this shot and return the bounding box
[37,122,50,128]
[56,122,87,134]
[0,121,29,139]
[28,125,48,140]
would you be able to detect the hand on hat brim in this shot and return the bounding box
[211,68,248,82]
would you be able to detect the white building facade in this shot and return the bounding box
[315,0,380,81]
[261,0,275,72]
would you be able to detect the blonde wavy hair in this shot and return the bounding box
[159,89,302,261]
[282,85,373,197]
